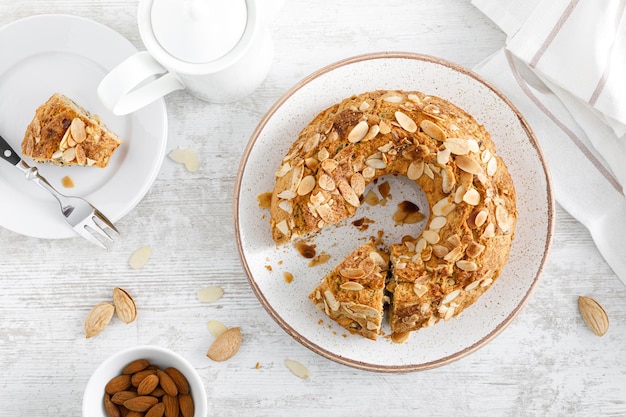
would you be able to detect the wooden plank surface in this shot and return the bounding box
[0,1,624,416]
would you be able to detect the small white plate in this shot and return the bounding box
[235,53,554,372]
[0,15,167,239]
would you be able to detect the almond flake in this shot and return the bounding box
[197,286,224,303]
[129,246,152,270]
[445,138,470,155]
[207,320,228,337]
[340,282,365,291]
[168,148,200,173]
[419,119,446,141]
[455,155,482,175]
[348,121,369,143]
[407,160,424,180]
[284,359,310,379]
[395,111,417,133]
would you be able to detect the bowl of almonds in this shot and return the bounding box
[83,345,207,417]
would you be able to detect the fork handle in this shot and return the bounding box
[0,133,22,166]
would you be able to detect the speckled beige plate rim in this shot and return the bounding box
[234,52,555,372]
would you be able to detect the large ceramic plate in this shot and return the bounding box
[234,53,554,372]
[0,15,167,239]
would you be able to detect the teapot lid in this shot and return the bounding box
[150,0,248,64]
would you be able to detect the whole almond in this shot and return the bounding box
[84,302,115,338]
[105,374,132,395]
[137,374,160,396]
[578,296,609,336]
[162,394,180,417]
[113,287,137,324]
[164,367,189,395]
[111,390,138,405]
[207,327,242,362]
[123,358,150,375]
[179,394,194,417]
[104,393,120,417]
[157,369,178,396]
[124,396,159,412]
[145,403,166,417]
[131,369,157,386]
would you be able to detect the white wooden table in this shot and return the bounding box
[1,1,625,416]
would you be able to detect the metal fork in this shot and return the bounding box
[1,133,118,248]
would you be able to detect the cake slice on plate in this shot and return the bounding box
[309,241,389,340]
[21,93,123,168]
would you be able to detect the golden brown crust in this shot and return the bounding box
[274,90,517,339]
[308,241,389,340]
[21,93,123,168]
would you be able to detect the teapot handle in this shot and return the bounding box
[98,51,184,115]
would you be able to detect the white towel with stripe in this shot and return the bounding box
[472,0,626,286]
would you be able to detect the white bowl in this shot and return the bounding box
[82,345,207,417]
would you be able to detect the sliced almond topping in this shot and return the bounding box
[316,203,335,223]
[456,260,478,271]
[480,277,494,287]
[276,219,290,236]
[62,147,76,163]
[318,148,330,161]
[348,121,369,143]
[363,124,380,142]
[437,149,451,166]
[70,118,87,143]
[445,138,471,155]
[350,173,366,196]
[475,209,489,228]
[481,149,492,163]
[463,188,481,206]
[277,189,297,200]
[318,174,336,191]
[419,119,446,141]
[442,289,461,304]
[443,245,464,263]
[496,205,510,233]
[395,111,417,133]
[365,158,387,170]
[432,245,449,258]
[432,197,455,216]
[384,95,404,103]
[464,280,481,291]
[297,175,316,196]
[422,230,440,244]
[482,222,496,238]
[75,144,86,165]
[339,268,365,279]
[378,120,392,135]
[442,166,455,194]
[338,181,360,207]
[369,251,386,268]
[275,163,291,178]
[455,155,482,175]
[487,156,498,176]
[278,200,293,214]
[340,281,365,291]
[321,159,338,173]
[413,283,428,298]
[429,216,447,230]
[323,290,340,311]
[407,160,425,180]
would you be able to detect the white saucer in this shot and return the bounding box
[0,14,167,239]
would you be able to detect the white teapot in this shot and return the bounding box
[98,0,278,115]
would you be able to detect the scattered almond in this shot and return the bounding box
[129,246,152,270]
[84,302,115,338]
[168,148,200,173]
[164,367,190,395]
[206,326,242,362]
[113,287,137,324]
[284,358,310,379]
[578,296,609,336]
[197,286,224,303]
[207,320,228,338]
[179,393,194,417]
